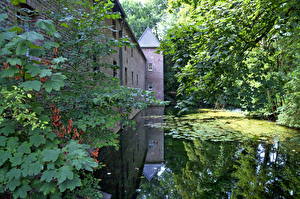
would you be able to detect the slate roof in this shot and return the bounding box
[138,27,160,48]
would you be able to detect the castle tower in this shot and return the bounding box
[138,28,164,100]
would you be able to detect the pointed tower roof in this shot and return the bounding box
[143,164,164,181]
[138,27,160,48]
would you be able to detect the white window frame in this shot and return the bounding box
[148,83,153,91]
[148,63,153,71]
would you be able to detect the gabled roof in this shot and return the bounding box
[138,27,160,48]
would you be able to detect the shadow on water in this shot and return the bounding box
[96,108,300,199]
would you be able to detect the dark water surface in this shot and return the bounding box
[98,108,300,199]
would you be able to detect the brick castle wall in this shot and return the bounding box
[143,48,164,100]
[0,0,147,90]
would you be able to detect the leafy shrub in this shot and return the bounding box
[277,68,300,128]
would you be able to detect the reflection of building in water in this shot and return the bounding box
[96,107,165,198]
[96,111,148,199]
[143,106,165,181]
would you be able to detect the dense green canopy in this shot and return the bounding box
[160,0,300,127]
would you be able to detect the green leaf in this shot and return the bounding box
[0,14,8,22]
[52,57,67,64]
[0,67,19,78]
[36,20,57,36]
[31,162,44,175]
[25,65,42,76]
[6,137,19,151]
[0,47,12,56]
[0,150,11,166]
[0,32,16,43]
[19,31,44,42]
[0,122,16,136]
[44,41,59,49]
[60,23,69,28]
[17,142,32,154]
[6,179,21,191]
[10,0,26,5]
[43,74,66,92]
[39,182,57,195]
[49,193,62,199]
[9,152,23,166]
[13,184,31,199]
[0,136,7,147]
[6,168,22,181]
[58,175,81,192]
[57,166,74,184]
[9,26,24,34]
[40,69,52,77]
[20,80,42,91]
[30,134,46,147]
[21,162,44,177]
[7,58,22,66]
[0,167,8,183]
[16,40,28,55]
[41,170,57,182]
[42,149,60,162]
[21,154,43,176]
[30,193,47,199]
[29,48,44,57]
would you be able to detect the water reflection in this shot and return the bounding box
[138,137,300,199]
[137,109,300,199]
[97,108,300,199]
[97,106,165,199]
[143,107,165,181]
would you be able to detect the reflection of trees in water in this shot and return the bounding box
[169,139,300,199]
[137,169,182,199]
[232,141,300,199]
[173,140,238,199]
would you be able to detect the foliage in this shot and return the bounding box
[0,0,159,197]
[278,67,300,128]
[161,0,300,122]
[120,0,168,38]
[0,14,99,198]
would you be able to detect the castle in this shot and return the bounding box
[0,0,164,101]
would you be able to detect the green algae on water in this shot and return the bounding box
[161,109,300,142]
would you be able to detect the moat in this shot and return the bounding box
[98,107,300,199]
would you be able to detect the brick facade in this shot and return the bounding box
[139,28,164,100]
[0,0,151,92]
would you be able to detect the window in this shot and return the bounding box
[125,67,128,85]
[113,61,117,77]
[148,83,153,91]
[93,55,98,71]
[17,4,37,32]
[17,4,38,56]
[136,74,138,86]
[112,19,117,39]
[131,71,134,85]
[148,63,153,71]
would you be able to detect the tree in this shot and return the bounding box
[161,0,300,122]
[0,0,158,197]
[120,0,167,38]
